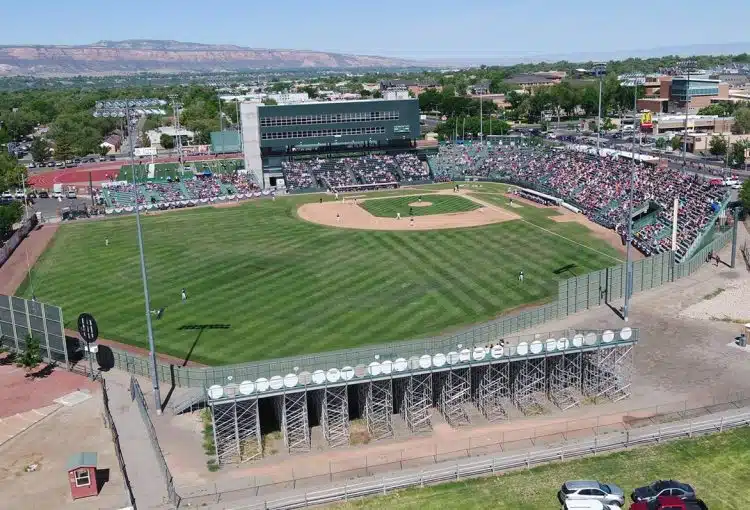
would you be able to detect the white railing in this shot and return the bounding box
[222,411,750,510]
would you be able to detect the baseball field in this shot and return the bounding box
[18,185,623,365]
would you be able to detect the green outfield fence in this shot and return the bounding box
[1,223,733,388]
[93,227,733,389]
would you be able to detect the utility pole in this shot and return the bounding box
[679,59,697,167]
[218,93,224,132]
[594,62,607,155]
[94,99,166,414]
[623,76,639,322]
[170,95,184,172]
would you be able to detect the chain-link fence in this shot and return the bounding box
[0,294,68,367]
[129,376,181,507]
[100,378,137,509]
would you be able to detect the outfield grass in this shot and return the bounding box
[360,195,480,218]
[20,192,621,365]
[335,427,750,510]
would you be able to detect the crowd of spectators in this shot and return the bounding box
[430,144,728,260]
[281,153,426,191]
[102,174,259,208]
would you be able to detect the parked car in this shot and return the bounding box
[560,481,625,507]
[631,481,695,503]
[99,156,107,162]
[108,155,116,161]
[38,190,49,198]
[14,190,26,199]
[629,496,707,510]
[564,500,621,510]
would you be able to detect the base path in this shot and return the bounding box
[0,224,58,295]
[297,190,519,231]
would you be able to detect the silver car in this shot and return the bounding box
[559,480,625,506]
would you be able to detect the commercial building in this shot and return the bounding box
[240,98,421,188]
[504,74,557,89]
[380,79,441,96]
[648,114,733,135]
[637,76,729,114]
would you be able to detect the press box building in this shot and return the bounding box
[240,98,420,189]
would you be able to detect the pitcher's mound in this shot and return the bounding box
[298,195,519,231]
[408,201,432,207]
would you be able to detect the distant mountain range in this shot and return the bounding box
[1,40,748,77]
[0,40,416,77]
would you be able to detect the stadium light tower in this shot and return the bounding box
[677,59,697,167]
[623,75,641,323]
[94,98,167,414]
[593,62,607,155]
[169,95,185,172]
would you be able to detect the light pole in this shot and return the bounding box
[677,59,697,167]
[593,62,607,155]
[623,76,640,322]
[94,98,167,414]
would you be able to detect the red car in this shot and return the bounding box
[630,496,707,510]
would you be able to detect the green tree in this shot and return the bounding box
[17,334,42,371]
[709,135,728,156]
[160,133,175,149]
[29,137,50,163]
[298,86,319,99]
[670,136,683,151]
[0,201,23,239]
[0,154,26,193]
[729,141,748,167]
[373,90,382,99]
[698,104,731,116]
[740,178,750,211]
[732,106,750,134]
[601,117,616,132]
[359,89,372,98]
[98,143,110,157]
[262,98,278,106]
[655,138,668,150]
[140,133,151,148]
[418,89,442,112]
[53,135,73,162]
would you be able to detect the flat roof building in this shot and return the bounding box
[240,98,420,188]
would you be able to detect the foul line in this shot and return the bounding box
[466,192,622,263]
[520,220,623,263]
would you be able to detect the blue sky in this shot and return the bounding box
[2,0,748,60]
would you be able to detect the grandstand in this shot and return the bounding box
[425,143,729,262]
[281,153,426,192]
[117,159,244,182]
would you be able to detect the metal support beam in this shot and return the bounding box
[276,391,310,453]
[512,357,547,414]
[438,368,471,427]
[211,398,261,465]
[474,363,510,422]
[359,380,394,440]
[583,345,634,402]
[402,373,432,433]
[321,385,350,447]
[549,353,583,411]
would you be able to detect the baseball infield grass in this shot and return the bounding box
[334,428,750,510]
[19,190,622,365]
[359,195,480,218]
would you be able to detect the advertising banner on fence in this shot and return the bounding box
[134,147,157,157]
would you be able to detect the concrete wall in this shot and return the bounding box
[240,102,264,187]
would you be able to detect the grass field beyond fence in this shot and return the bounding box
[360,195,480,218]
[335,427,750,510]
[19,190,621,365]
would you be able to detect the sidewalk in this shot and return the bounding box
[104,371,171,509]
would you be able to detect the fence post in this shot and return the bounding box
[383,477,387,495]
[720,416,724,432]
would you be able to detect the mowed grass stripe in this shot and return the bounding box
[22,194,618,365]
[360,195,480,218]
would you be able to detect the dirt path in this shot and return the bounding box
[297,190,519,231]
[0,224,58,295]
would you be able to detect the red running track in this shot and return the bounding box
[27,153,243,188]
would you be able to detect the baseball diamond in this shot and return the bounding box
[17,188,622,365]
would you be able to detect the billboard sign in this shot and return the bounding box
[134,147,157,157]
[640,111,653,130]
